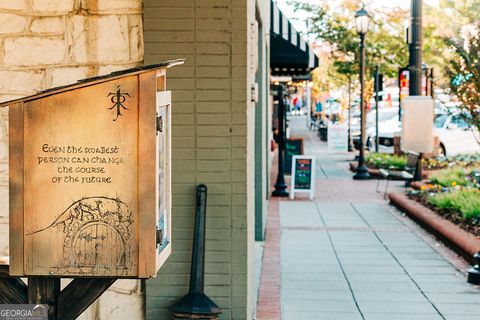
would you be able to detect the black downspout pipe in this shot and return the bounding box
[170,185,221,318]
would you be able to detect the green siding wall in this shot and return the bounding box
[143,1,251,319]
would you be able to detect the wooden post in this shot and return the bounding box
[27,278,60,320]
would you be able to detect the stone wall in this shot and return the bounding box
[0,0,143,103]
[0,1,144,319]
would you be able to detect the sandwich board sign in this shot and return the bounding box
[328,123,348,153]
[290,155,315,200]
[284,137,304,174]
[3,60,184,278]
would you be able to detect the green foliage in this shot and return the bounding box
[289,0,408,79]
[289,0,480,90]
[429,167,470,187]
[366,153,406,170]
[423,1,480,87]
[437,0,480,30]
[428,189,480,219]
[445,27,480,136]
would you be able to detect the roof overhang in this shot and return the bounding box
[270,1,318,77]
[0,59,185,107]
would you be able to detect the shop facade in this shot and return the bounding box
[0,1,318,319]
[143,1,270,319]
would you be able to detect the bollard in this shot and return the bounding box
[468,252,480,285]
[170,185,221,320]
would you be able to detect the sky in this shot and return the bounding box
[276,0,440,33]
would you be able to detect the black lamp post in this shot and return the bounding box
[410,0,423,182]
[409,0,423,96]
[347,75,353,152]
[353,7,370,180]
[272,84,289,197]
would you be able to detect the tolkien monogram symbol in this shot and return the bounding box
[107,86,131,121]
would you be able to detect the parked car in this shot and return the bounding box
[434,113,479,156]
[366,117,400,152]
[351,107,399,150]
[376,112,480,156]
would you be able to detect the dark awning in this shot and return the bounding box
[270,1,319,77]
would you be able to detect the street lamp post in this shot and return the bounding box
[409,0,423,96]
[353,7,370,180]
[374,65,380,153]
[347,75,353,152]
[272,84,289,197]
[410,0,423,181]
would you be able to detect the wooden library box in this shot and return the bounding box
[2,60,183,278]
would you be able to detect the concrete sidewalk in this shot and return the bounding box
[256,116,480,320]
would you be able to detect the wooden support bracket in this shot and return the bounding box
[0,265,117,320]
[0,278,27,304]
[57,278,116,320]
[0,265,27,304]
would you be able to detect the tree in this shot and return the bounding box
[290,0,408,79]
[289,0,409,110]
[446,25,480,138]
[423,0,480,88]
[290,0,480,91]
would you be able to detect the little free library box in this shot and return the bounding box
[2,60,183,278]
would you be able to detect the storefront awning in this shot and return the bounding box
[270,1,319,77]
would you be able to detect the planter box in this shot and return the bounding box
[388,192,480,262]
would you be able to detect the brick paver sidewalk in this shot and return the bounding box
[256,116,480,320]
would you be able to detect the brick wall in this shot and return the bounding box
[143,0,256,319]
[0,1,144,319]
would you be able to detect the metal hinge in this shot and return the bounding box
[156,228,163,247]
[156,116,163,133]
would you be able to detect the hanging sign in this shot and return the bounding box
[290,155,315,200]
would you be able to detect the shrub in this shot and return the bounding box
[428,189,480,219]
[366,153,406,170]
[429,167,470,187]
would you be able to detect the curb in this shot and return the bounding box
[256,197,281,320]
[388,192,480,263]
